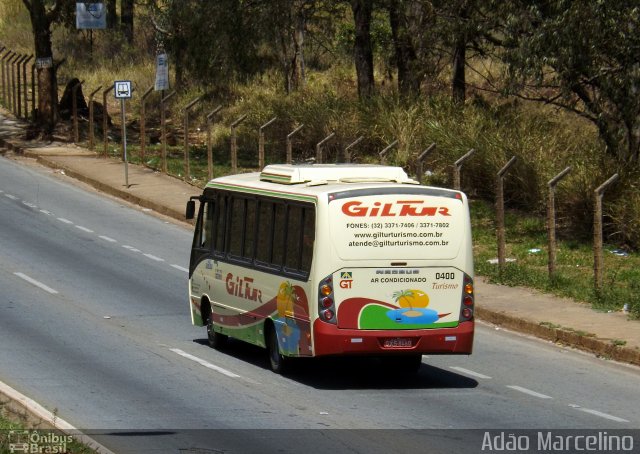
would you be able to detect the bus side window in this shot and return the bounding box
[301,207,315,272]
[200,201,215,249]
[272,203,286,268]
[285,205,303,271]
[228,196,246,258]
[256,200,274,264]
[213,194,227,256]
[244,198,257,259]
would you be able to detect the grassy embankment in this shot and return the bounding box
[1,3,638,319]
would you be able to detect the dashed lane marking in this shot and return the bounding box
[75,225,94,233]
[506,385,552,399]
[576,407,629,423]
[144,253,165,262]
[4,193,17,200]
[170,348,241,378]
[450,366,492,379]
[13,272,59,295]
[57,217,73,224]
[171,264,189,273]
[99,235,117,243]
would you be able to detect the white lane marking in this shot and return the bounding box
[4,193,17,200]
[22,201,37,208]
[57,217,73,224]
[99,235,117,243]
[75,225,94,233]
[13,272,59,294]
[170,348,240,378]
[144,253,164,262]
[576,407,629,423]
[450,366,492,379]
[171,264,189,273]
[122,245,141,252]
[506,385,552,399]
[39,209,52,215]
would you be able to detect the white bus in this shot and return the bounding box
[186,164,475,374]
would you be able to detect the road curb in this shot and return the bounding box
[0,380,115,454]
[33,154,188,222]
[476,306,640,367]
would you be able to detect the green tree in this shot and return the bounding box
[22,0,63,134]
[501,0,640,164]
[351,0,375,98]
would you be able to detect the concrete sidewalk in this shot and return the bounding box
[1,111,639,368]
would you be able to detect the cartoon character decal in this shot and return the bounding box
[209,279,312,356]
[274,281,311,355]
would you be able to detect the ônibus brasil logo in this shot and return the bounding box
[341,200,451,217]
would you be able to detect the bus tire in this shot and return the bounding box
[207,315,228,350]
[266,325,289,374]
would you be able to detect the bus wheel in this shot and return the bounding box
[207,316,228,349]
[267,327,289,374]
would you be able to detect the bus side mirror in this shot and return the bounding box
[186,200,196,220]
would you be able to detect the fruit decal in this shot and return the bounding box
[274,280,310,355]
[386,289,439,324]
[276,281,294,317]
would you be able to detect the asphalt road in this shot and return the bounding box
[1,155,639,453]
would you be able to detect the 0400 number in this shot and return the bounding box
[435,272,455,280]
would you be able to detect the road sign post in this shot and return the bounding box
[114,80,132,188]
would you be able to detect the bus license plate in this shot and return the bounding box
[383,338,412,348]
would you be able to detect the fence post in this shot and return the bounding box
[72,80,84,143]
[160,90,176,174]
[593,173,619,293]
[379,139,398,165]
[286,124,304,164]
[416,143,436,184]
[21,55,33,118]
[30,60,36,119]
[15,55,26,117]
[453,148,475,190]
[316,132,335,164]
[259,116,277,169]
[13,54,25,116]
[0,47,5,104]
[101,85,114,157]
[206,106,223,181]
[547,166,572,279]
[344,136,364,164]
[183,96,202,182]
[0,48,7,105]
[139,85,153,162]
[88,85,102,151]
[230,114,248,174]
[1,50,12,107]
[496,156,518,275]
[8,52,17,112]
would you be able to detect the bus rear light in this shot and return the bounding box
[464,283,473,294]
[463,296,473,306]
[322,309,335,321]
[462,308,473,319]
[318,274,337,325]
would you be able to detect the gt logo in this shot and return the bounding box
[340,280,353,289]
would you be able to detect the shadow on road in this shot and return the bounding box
[193,338,478,391]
